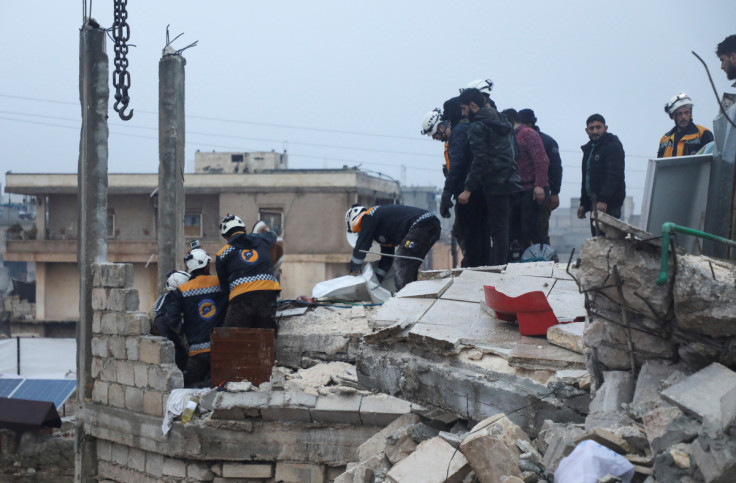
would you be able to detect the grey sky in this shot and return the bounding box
[1,1,735,211]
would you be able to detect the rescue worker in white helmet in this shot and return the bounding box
[152,269,190,371]
[657,93,713,158]
[460,79,496,108]
[216,214,281,333]
[421,107,452,177]
[346,203,441,291]
[159,242,228,387]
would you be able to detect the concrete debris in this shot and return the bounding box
[459,415,525,482]
[546,322,585,354]
[386,436,470,483]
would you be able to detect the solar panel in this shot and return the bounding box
[0,379,23,398]
[5,379,77,409]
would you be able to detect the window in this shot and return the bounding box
[184,213,202,238]
[106,210,115,238]
[231,154,243,163]
[258,209,283,236]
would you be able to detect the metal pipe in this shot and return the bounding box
[657,222,736,285]
[359,249,425,262]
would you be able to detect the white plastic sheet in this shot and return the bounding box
[554,440,635,483]
[162,388,212,435]
[311,261,394,303]
[0,338,76,378]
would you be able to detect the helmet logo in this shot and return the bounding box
[240,249,259,264]
[198,299,217,320]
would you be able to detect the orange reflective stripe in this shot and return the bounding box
[229,279,282,300]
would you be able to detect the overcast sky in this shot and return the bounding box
[1,1,735,211]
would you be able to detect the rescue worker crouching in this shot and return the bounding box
[159,244,228,388]
[346,204,441,292]
[152,269,191,372]
[216,214,281,333]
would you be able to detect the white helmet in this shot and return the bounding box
[345,205,366,233]
[664,92,694,116]
[420,108,442,136]
[165,270,190,291]
[219,213,245,237]
[462,79,494,95]
[184,248,211,273]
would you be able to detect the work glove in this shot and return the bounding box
[439,190,454,218]
[348,261,362,275]
[375,267,387,283]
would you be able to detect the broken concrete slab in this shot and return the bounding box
[396,277,453,299]
[630,360,688,418]
[357,345,585,436]
[547,322,584,353]
[357,414,420,462]
[460,418,522,482]
[370,297,434,329]
[539,422,586,474]
[642,405,700,454]
[359,394,413,426]
[661,362,736,430]
[691,434,736,483]
[386,436,470,483]
[508,337,586,371]
[589,371,634,414]
[384,425,419,465]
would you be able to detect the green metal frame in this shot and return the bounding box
[656,222,736,285]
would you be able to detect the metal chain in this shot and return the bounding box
[112,0,133,120]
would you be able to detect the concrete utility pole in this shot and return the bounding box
[76,21,109,482]
[157,52,186,287]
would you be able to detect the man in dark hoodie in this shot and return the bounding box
[577,114,626,236]
[457,88,522,265]
[439,96,490,267]
[216,214,281,331]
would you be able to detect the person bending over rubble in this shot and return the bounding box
[160,244,228,387]
[345,204,441,291]
[152,269,191,372]
[216,214,281,332]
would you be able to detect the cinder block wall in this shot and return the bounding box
[83,263,350,482]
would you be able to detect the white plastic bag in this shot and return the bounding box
[554,440,635,483]
[162,388,211,435]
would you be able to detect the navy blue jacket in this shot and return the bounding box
[443,120,472,196]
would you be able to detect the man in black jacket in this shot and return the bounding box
[346,204,440,291]
[577,114,626,236]
[457,88,522,265]
[439,96,490,267]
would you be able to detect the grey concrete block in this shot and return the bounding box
[94,263,134,288]
[359,394,412,426]
[145,452,164,478]
[108,383,125,409]
[139,335,175,365]
[162,457,187,477]
[92,380,109,405]
[275,462,325,483]
[134,363,148,388]
[631,360,687,417]
[107,288,140,312]
[395,277,453,299]
[96,438,112,461]
[387,436,470,483]
[117,312,150,336]
[260,391,314,422]
[108,336,127,359]
[147,363,183,391]
[187,463,215,481]
[92,288,109,312]
[93,311,102,334]
[642,406,699,454]
[91,357,102,379]
[691,435,736,483]
[222,462,273,478]
[590,371,635,413]
[100,358,118,383]
[143,390,164,417]
[358,413,421,462]
[116,361,135,386]
[91,336,109,358]
[661,362,736,430]
[311,394,363,424]
[125,337,139,361]
[125,386,144,412]
[127,447,146,472]
[547,322,585,354]
[111,442,129,466]
[100,312,119,335]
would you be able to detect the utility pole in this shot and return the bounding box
[157,46,187,287]
[76,20,108,482]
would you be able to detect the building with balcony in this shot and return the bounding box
[4,165,402,326]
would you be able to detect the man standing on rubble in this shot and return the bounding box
[577,114,626,236]
[161,244,228,387]
[516,108,563,244]
[437,96,490,267]
[457,88,522,265]
[717,34,736,85]
[504,108,550,251]
[216,214,281,331]
[657,93,713,158]
[346,204,441,291]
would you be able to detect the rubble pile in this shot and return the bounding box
[568,217,736,482]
